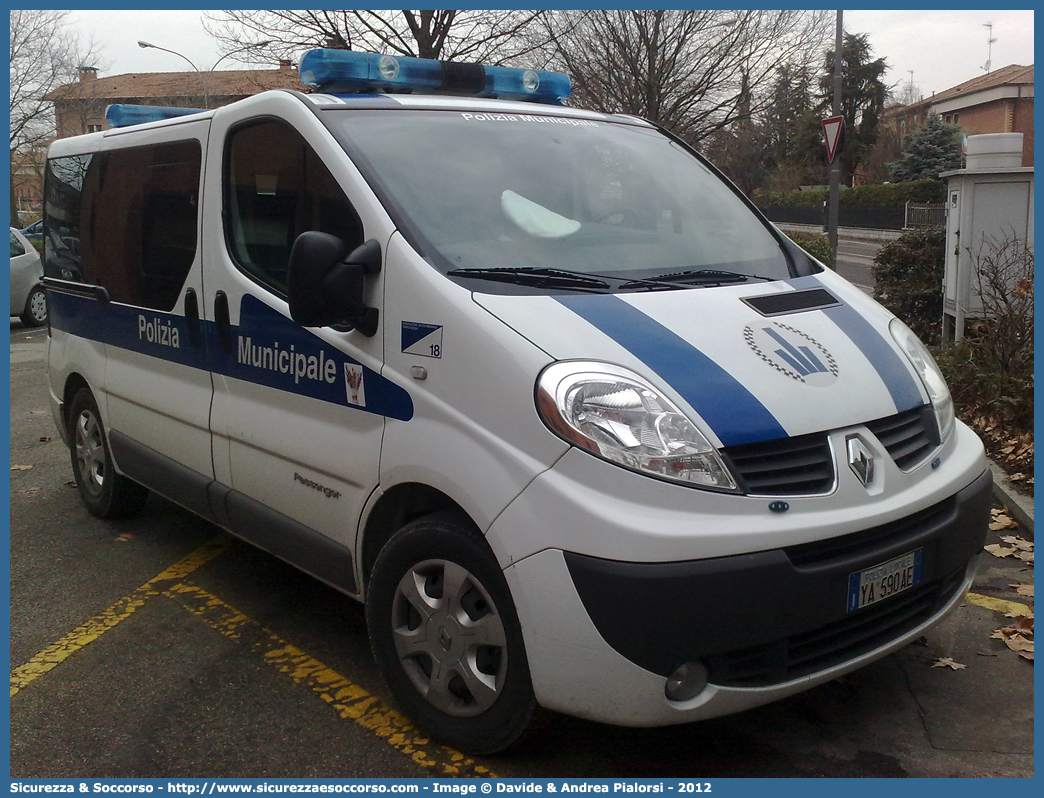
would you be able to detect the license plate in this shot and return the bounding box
[847,549,923,612]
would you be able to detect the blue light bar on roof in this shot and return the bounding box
[298,49,571,105]
[105,104,204,129]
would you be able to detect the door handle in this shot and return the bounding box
[184,289,202,348]
[214,291,233,355]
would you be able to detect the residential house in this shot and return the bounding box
[45,61,307,139]
[11,145,47,218]
[883,64,1034,166]
[10,62,308,221]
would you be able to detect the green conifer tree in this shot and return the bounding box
[889,113,962,181]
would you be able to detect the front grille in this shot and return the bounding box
[723,432,834,496]
[705,570,965,687]
[866,405,939,470]
[784,495,956,569]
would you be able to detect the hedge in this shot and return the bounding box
[756,179,946,210]
[871,226,946,344]
[787,232,835,269]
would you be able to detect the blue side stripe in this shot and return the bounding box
[820,300,924,413]
[787,276,926,413]
[47,290,414,421]
[554,294,787,447]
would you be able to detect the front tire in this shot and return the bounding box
[20,285,47,326]
[67,388,149,519]
[366,514,535,755]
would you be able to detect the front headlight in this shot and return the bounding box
[536,361,738,491]
[889,318,955,441]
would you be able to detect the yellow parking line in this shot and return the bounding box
[12,534,493,775]
[965,591,1032,616]
[165,582,496,778]
[10,537,230,697]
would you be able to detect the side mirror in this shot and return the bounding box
[287,231,381,335]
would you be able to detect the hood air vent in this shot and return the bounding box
[742,288,840,317]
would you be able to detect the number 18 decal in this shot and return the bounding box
[401,321,444,359]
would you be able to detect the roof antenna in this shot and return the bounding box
[981,22,996,73]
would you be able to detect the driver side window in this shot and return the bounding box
[224,120,364,295]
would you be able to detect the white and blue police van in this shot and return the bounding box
[44,50,991,754]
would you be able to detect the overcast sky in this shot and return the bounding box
[70,8,1034,101]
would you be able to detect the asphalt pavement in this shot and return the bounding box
[774,223,894,294]
[834,238,882,293]
[9,321,1035,778]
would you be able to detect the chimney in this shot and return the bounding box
[78,66,98,82]
[279,59,293,71]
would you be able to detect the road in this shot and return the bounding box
[9,321,1033,779]
[834,238,883,294]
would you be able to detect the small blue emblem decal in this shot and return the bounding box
[745,322,838,387]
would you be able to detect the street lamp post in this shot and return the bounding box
[827,10,843,264]
[137,40,273,110]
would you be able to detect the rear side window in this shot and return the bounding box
[45,141,202,311]
[224,120,363,295]
[11,231,26,257]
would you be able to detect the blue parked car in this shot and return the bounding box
[20,219,43,243]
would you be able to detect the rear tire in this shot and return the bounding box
[366,514,535,755]
[20,285,47,326]
[67,388,149,519]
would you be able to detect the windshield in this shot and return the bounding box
[327,109,791,292]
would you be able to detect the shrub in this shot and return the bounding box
[787,232,834,268]
[756,179,946,211]
[889,113,963,182]
[758,188,826,208]
[934,234,1034,436]
[871,226,945,343]
[841,179,946,206]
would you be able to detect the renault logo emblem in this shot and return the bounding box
[438,626,453,651]
[847,436,875,486]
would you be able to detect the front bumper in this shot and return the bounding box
[498,456,991,727]
[565,467,991,685]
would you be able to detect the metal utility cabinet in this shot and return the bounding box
[941,133,1034,341]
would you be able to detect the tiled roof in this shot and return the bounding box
[46,68,307,101]
[899,64,1034,113]
[929,63,1033,104]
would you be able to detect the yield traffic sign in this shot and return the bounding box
[822,116,845,163]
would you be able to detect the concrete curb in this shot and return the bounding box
[988,459,1034,538]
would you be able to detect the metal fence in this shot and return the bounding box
[758,206,823,226]
[760,205,907,230]
[904,202,947,228]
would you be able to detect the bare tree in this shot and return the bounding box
[9,9,101,225]
[891,80,923,107]
[203,10,549,66]
[858,118,905,184]
[542,10,831,145]
[972,232,1034,376]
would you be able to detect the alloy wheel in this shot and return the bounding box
[391,559,508,717]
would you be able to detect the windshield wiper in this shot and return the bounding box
[449,266,691,293]
[447,266,611,292]
[646,268,775,286]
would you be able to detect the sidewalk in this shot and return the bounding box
[990,460,1034,538]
